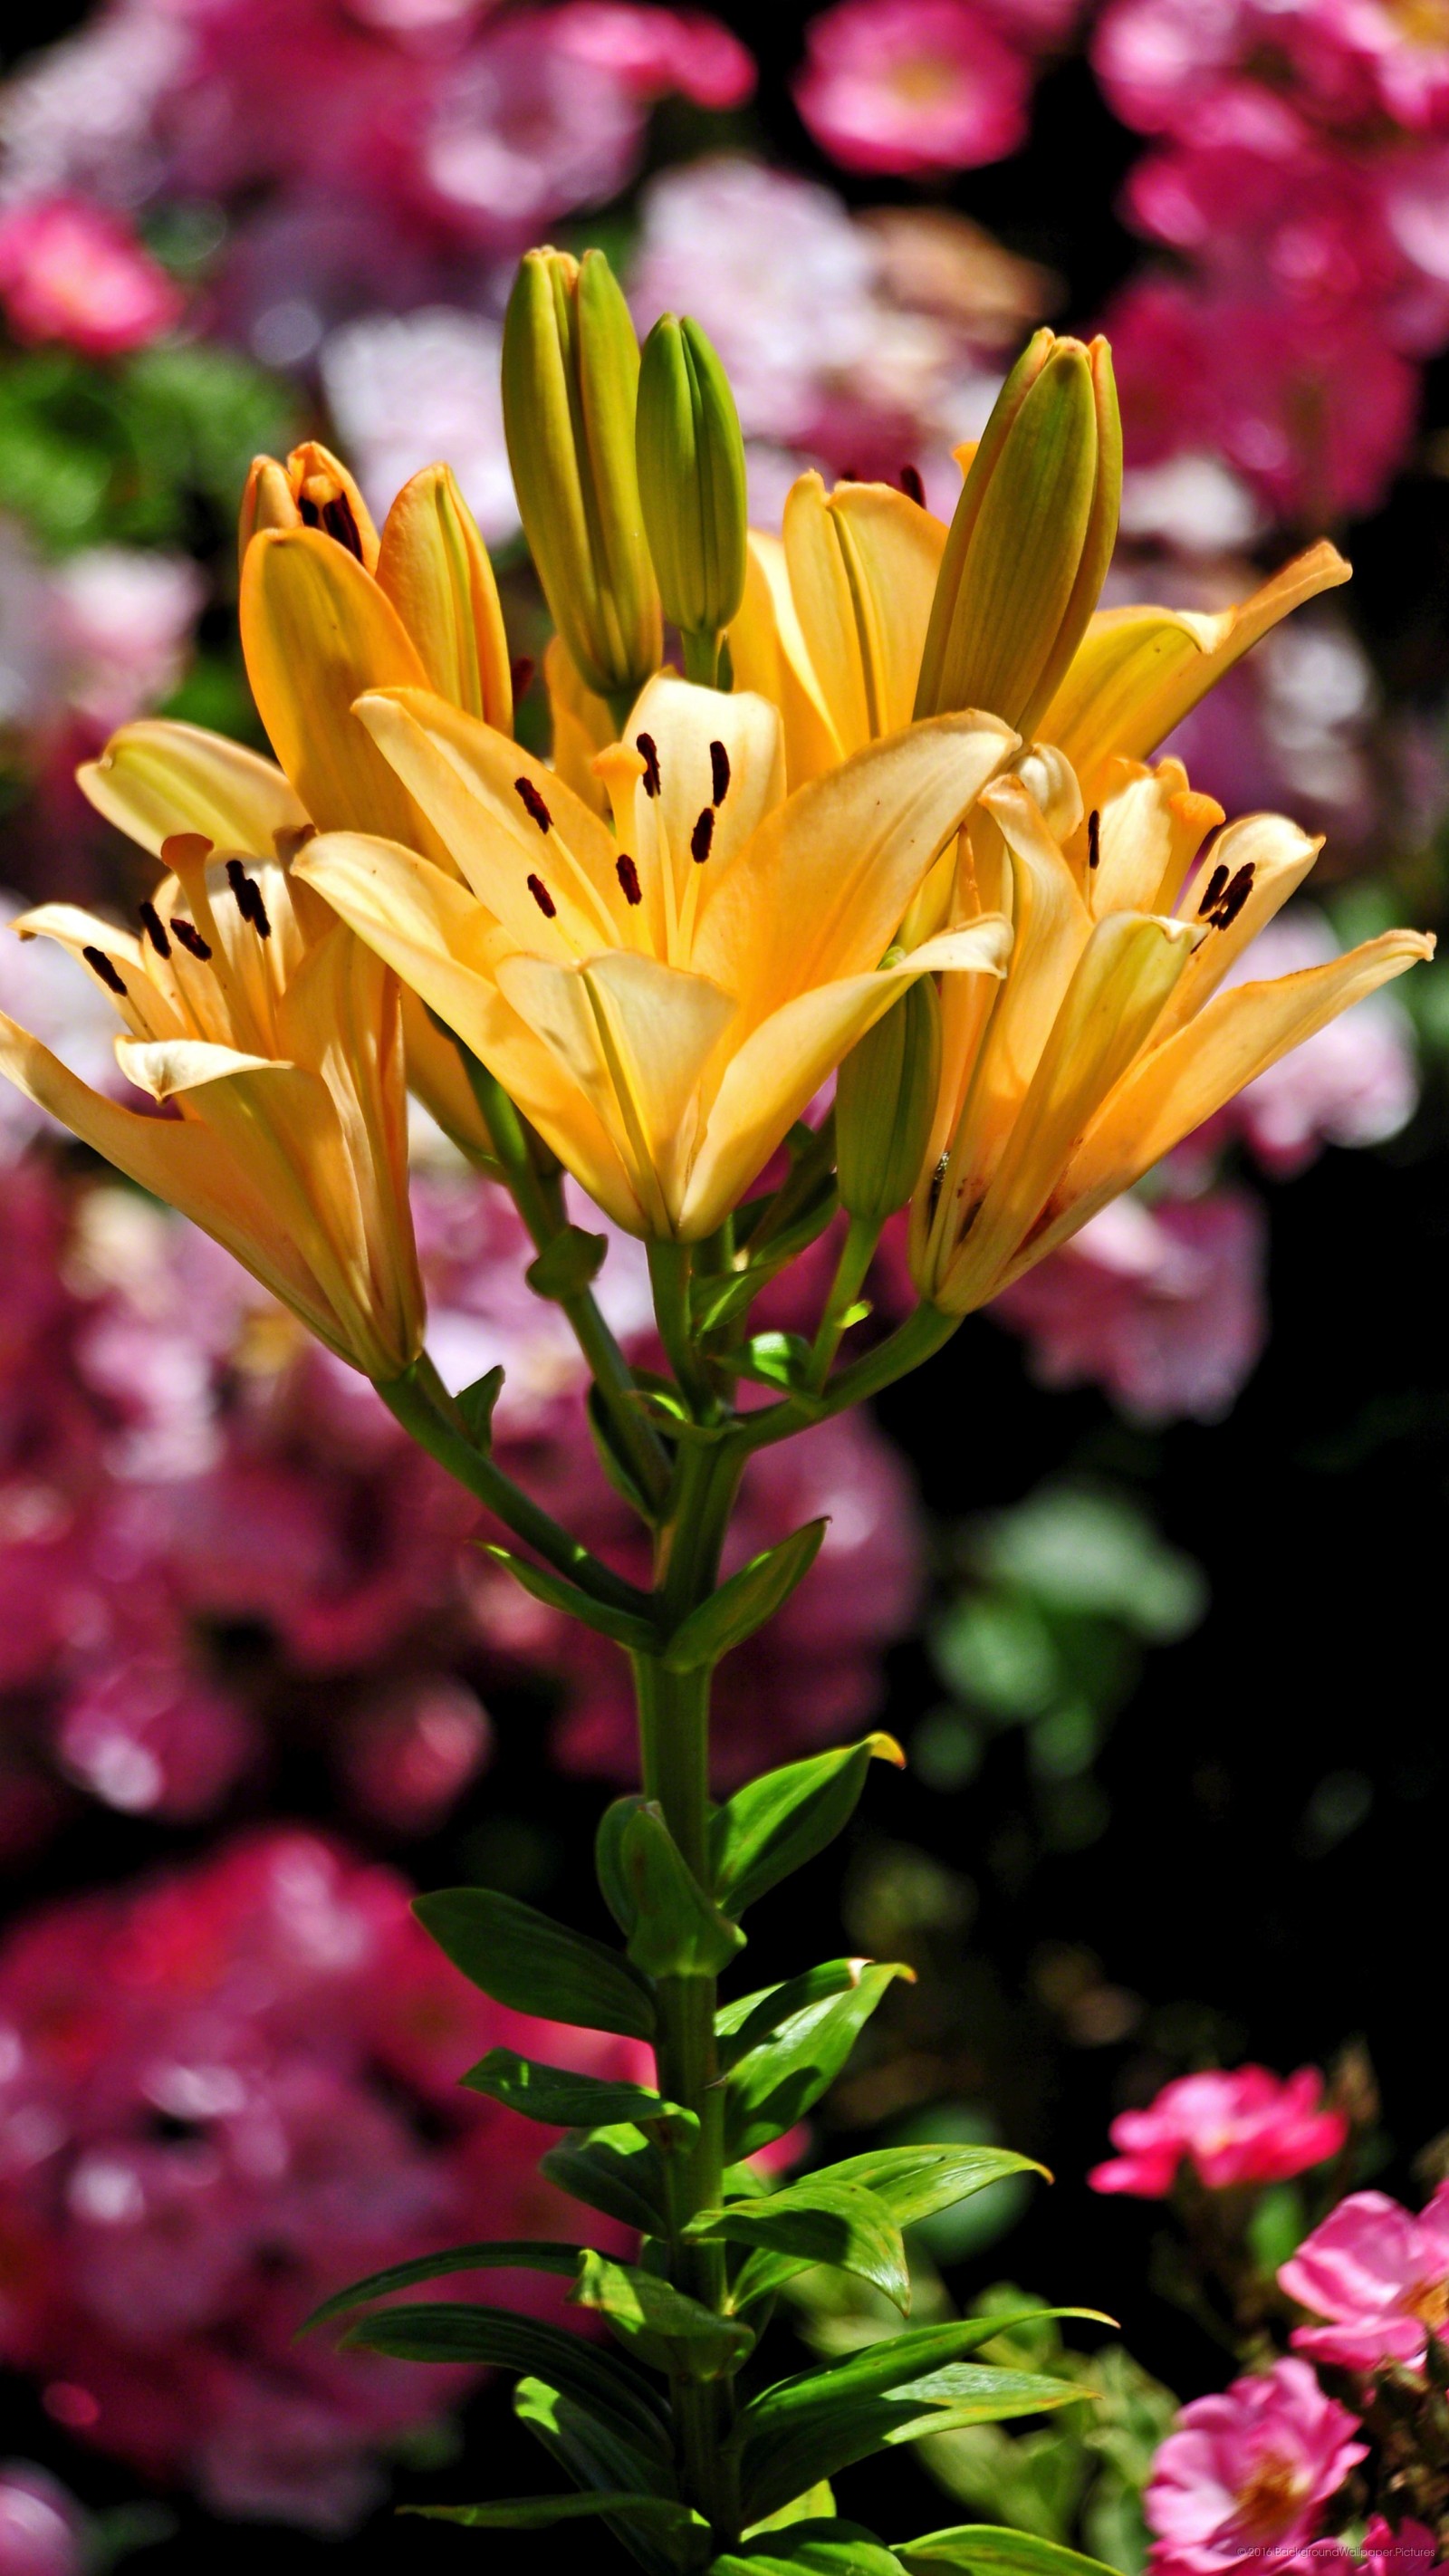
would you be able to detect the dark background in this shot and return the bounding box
[0,1,1442,2562]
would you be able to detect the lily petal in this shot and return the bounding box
[1088,756,1223,918]
[1158,811,1322,1039]
[77,719,307,859]
[782,473,946,752]
[727,531,840,787]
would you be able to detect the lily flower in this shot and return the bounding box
[0,835,424,1379]
[910,752,1432,1315]
[293,676,1017,1240]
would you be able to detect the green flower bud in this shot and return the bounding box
[915,328,1121,737]
[636,312,748,683]
[502,245,662,708]
[836,975,943,1225]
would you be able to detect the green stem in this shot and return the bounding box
[805,1210,882,1392]
[377,1352,648,1616]
[681,628,721,687]
[739,1112,836,1261]
[737,1296,962,1452]
[648,1238,718,1420]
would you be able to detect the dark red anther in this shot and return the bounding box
[900,463,926,506]
[1087,809,1100,871]
[226,858,271,938]
[616,854,642,907]
[510,656,535,703]
[527,873,557,918]
[690,808,715,865]
[171,918,213,962]
[709,739,730,806]
[300,490,366,561]
[82,945,127,997]
[139,899,171,959]
[1211,863,1255,931]
[1199,862,1230,917]
[636,733,661,799]
[514,776,553,833]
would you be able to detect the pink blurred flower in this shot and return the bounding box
[993,1184,1268,1427]
[794,0,1035,176]
[1280,2183,1449,2371]
[550,3,755,106]
[0,2467,84,2576]
[1215,910,1420,1174]
[0,196,181,356]
[1146,2359,1366,2576]
[0,1830,644,2528]
[1093,0,1449,139]
[1359,2520,1442,2576]
[1089,2066,1348,2196]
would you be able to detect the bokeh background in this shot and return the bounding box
[0,1,1444,2567]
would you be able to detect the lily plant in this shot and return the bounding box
[0,245,1430,2575]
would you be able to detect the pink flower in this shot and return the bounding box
[993,1185,1268,1427]
[550,3,755,106]
[1092,0,1449,139]
[1359,2520,1442,2576]
[1146,2358,1367,2576]
[0,2466,84,2576]
[0,197,182,357]
[1215,911,1420,1175]
[1090,2066,1348,2197]
[1281,2184,1449,2371]
[43,549,204,736]
[794,0,1035,175]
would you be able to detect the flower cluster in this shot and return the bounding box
[792,0,1085,179]
[1089,2065,1349,2198]
[0,1827,646,2528]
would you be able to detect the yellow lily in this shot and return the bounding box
[910,752,1433,1316]
[0,835,423,1379]
[293,676,1018,1240]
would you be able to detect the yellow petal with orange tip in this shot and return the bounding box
[376,464,513,733]
[1085,755,1223,919]
[78,718,308,860]
[237,456,302,572]
[283,439,381,571]
[782,472,947,754]
[1156,810,1321,1040]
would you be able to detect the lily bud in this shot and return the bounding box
[915,329,1120,737]
[636,312,747,682]
[502,245,662,708]
[835,973,942,1224]
[236,456,302,572]
[375,463,513,732]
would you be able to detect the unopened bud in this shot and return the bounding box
[636,312,747,682]
[375,462,513,732]
[915,330,1120,736]
[836,975,942,1223]
[502,245,662,708]
[238,440,379,574]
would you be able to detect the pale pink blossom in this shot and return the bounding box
[1093,0,1449,139]
[1089,2066,1348,2197]
[549,3,755,106]
[0,2467,83,2576]
[1145,2358,1367,2576]
[1215,910,1420,1175]
[794,0,1036,175]
[1281,2183,1449,2370]
[0,197,181,355]
[45,548,204,735]
[993,1185,1268,1427]
[319,307,517,544]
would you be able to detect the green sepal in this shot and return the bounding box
[540,2123,667,2235]
[456,1363,504,1448]
[482,1543,660,1653]
[462,2047,697,2142]
[689,2178,909,2315]
[713,2521,907,2575]
[664,1523,827,1677]
[302,2238,584,2333]
[611,1799,747,1978]
[413,1886,656,2040]
[406,2493,707,2535]
[689,1182,838,1337]
[711,1737,905,1918]
[732,1331,814,1394]
[896,2530,1120,2576]
[515,2377,686,2576]
[338,2303,670,2450]
[724,1960,911,2158]
[574,2249,755,2381]
[526,1224,609,1301]
[716,1962,868,2069]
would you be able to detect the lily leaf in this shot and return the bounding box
[462,2048,697,2142]
[457,1363,504,1448]
[609,1800,746,1977]
[724,1961,911,2158]
[525,1223,608,1301]
[896,2530,1120,2576]
[302,2238,584,2333]
[711,1737,904,1918]
[515,2377,684,2576]
[712,2520,907,2575]
[406,2491,706,2533]
[689,2180,909,2315]
[574,2250,755,2381]
[663,1523,827,1676]
[339,2303,669,2450]
[483,1543,661,1652]
[541,2124,667,2235]
[716,1963,867,2070]
[413,1886,656,2040]
[808,2144,1047,2228]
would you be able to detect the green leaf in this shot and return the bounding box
[483,1544,661,1653]
[713,2519,907,2574]
[462,2049,697,2141]
[724,1962,911,2158]
[689,2181,909,2315]
[813,2145,1047,2229]
[663,1523,828,1676]
[735,1331,814,1392]
[611,1801,747,1977]
[339,2304,669,2449]
[712,1739,905,1918]
[716,1963,867,2068]
[405,2492,705,2533]
[541,2124,668,2235]
[413,1887,656,2039]
[588,1383,665,1523]
[457,1364,504,1448]
[526,1224,609,1300]
[302,2238,585,2332]
[896,2529,1119,2576]
[574,2250,755,2380]
[515,2378,683,2576]
[745,2484,838,2536]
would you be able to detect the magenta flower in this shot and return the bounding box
[1146,2358,1367,2576]
[794,0,1035,174]
[0,197,181,357]
[1089,2066,1348,2197]
[1360,2519,1442,2576]
[0,2466,84,2576]
[549,3,755,106]
[1281,2184,1449,2371]
[1093,0,1449,140]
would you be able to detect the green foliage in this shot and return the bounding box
[600,1797,748,1975]
[461,2046,696,2135]
[716,1963,869,2066]
[526,1224,609,1300]
[406,2491,707,2533]
[897,2527,1119,2576]
[711,1737,905,1917]
[714,2521,908,2574]
[456,1364,504,1448]
[302,2238,583,2332]
[724,1960,912,2157]
[664,1523,828,1673]
[691,2177,911,2316]
[481,1542,661,1650]
[412,1885,656,2037]
[540,2123,668,2235]
[575,2251,756,2379]
[339,2304,671,2450]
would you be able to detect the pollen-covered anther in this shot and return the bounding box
[82,945,127,997]
[226,859,272,939]
[709,739,730,805]
[139,900,171,959]
[1199,861,1230,918]
[690,808,715,865]
[171,918,213,962]
[616,854,642,907]
[527,873,557,919]
[636,732,661,799]
[297,476,365,561]
[900,463,926,505]
[1209,863,1255,931]
[514,775,553,833]
[1087,808,1100,871]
